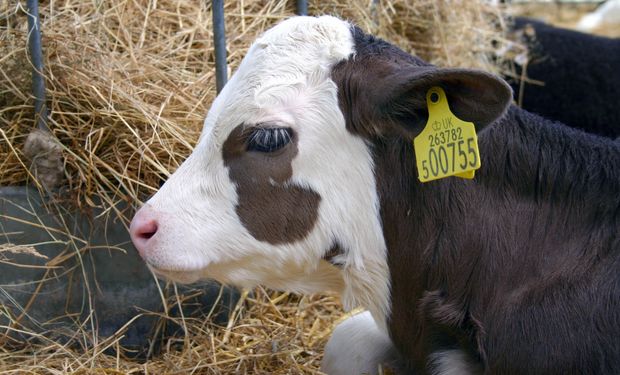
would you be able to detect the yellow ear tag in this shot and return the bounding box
[413,87,481,183]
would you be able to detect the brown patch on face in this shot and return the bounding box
[222,125,321,244]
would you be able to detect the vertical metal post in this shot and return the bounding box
[26,0,48,131]
[212,0,227,94]
[371,0,380,29]
[296,0,308,16]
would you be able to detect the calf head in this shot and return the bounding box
[130,16,511,324]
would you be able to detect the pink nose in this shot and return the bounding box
[130,206,159,258]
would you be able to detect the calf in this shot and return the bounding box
[509,17,620,139]
[577,0,620,33]
[130,16,620,374]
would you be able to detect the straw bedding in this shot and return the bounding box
[1,0,509,373]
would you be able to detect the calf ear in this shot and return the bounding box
[339,66,512,138]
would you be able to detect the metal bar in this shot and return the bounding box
[212,0,227,93]
[297,0,308,16]
[26,0,49,131]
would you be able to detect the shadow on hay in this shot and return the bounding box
[0,185,239,360]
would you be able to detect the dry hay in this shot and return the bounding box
[0,286,347,374]
[1,0,510,373]
[0,0,510,207]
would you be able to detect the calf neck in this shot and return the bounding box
[371,107,620,373]
[334,26,620,374]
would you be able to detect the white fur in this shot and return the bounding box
[322,311,398,375]
[577,0,620,31]
[323,315,482,375]
[428,350,481,375]
[138,16,391,328]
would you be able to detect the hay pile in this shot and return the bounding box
[1,0,509,373]
[0,285,347,374]
[0,0,510,207]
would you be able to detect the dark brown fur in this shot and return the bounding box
[222,125,320,244]
[509,17,620,139]
[333,27,620,374]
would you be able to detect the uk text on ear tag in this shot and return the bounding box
[413,87,481,183]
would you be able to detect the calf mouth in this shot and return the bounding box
[146,264,204,284]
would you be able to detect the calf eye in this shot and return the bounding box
[247,127,292,153]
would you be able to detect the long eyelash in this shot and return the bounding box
[249,128,291,146]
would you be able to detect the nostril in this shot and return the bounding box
[130,206,161,258]
[136,220,158,240]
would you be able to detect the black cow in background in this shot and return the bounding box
[508,17,620,139]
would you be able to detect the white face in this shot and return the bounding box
[130,16,389,322]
